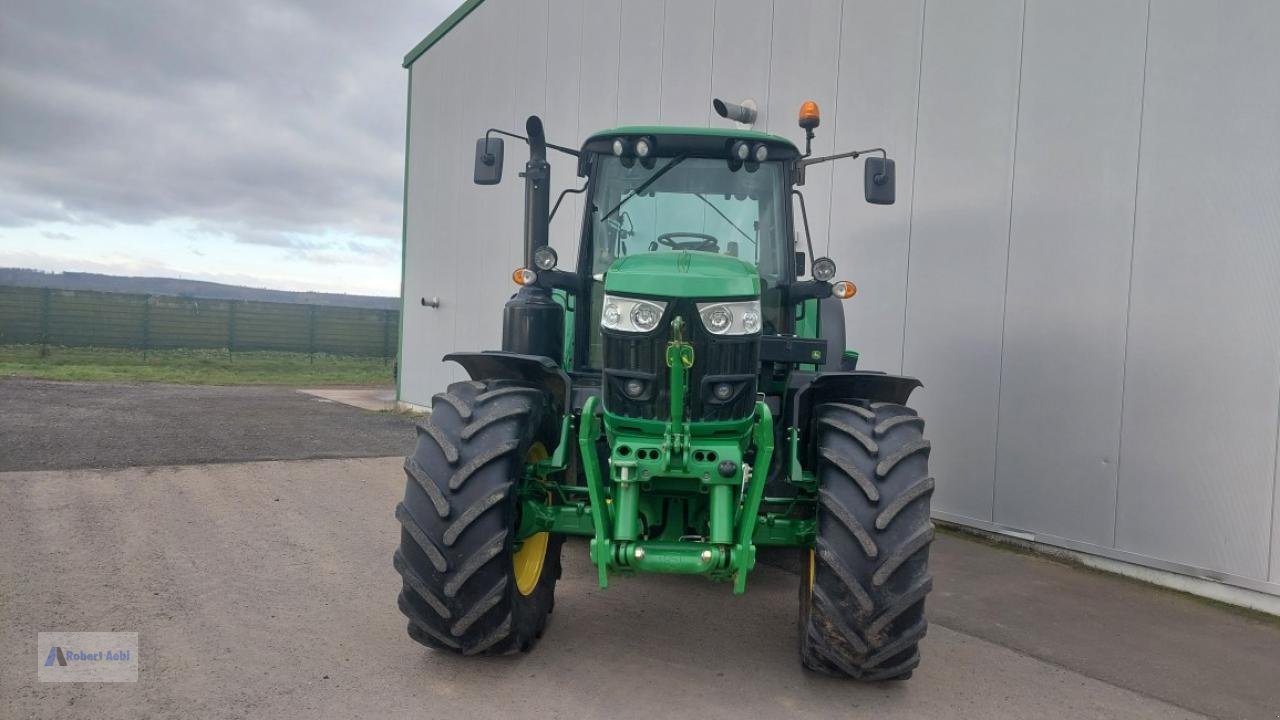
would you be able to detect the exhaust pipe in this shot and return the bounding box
[502,114,564,362]
[522,115,550,268]
[712,98,757,126]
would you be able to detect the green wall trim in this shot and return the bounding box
[396,65,412,401]
[402,0,487,68]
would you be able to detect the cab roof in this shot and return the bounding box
[585,126,799,152]
[583,126,800,161]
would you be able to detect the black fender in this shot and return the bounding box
[444,351,571,413]
[787,370,922,431]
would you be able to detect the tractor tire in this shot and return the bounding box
[799,400,934,681]
[393,379,564,656]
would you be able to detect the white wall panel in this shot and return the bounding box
[827,0,924,374]
[574,0,623,272]
[500,0,550,280]
[455,1,522,355]
[1274,409,1280,583]
[991,0,1148,545]
[615,1,664,124]
[542,0,585,269]
[707,0,773,127]
[401,62,451,405]
[577,0,622,139]
[658,0,714,126]
[404,30,467,396]
[1116,0,1280,580]
[902,0,1025,522]
[763,0,842,273]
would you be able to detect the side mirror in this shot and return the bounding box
[794,251,806,276]
[473,137,504,185]
[864,156,896,205]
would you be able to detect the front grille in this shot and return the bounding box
[602,299,758,422]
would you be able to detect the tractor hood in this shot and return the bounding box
[604,251,760,299]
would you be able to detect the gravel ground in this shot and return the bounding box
[0,378,416,471]
[0,458,1226,720]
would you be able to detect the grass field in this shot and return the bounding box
[0,345,395,386]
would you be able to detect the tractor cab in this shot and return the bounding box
[575,128,798,371]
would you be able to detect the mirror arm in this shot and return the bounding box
[799,146,886,170]
[484,128,580,158]
[549,183,588,222]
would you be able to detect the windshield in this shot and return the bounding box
[587,156,789,282]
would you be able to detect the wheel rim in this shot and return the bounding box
[807,548,815,593]
[513,443,550,596]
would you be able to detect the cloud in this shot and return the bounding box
[0,0,453,252]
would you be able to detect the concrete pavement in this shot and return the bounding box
[0,378,414,471]
[296,386,398,412]
[4,457,1275,719]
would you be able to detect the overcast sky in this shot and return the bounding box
[0,0,454,296]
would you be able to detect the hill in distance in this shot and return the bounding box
[0,268,398,310]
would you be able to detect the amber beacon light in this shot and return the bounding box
[798,100,821,130]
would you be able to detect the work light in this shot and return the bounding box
[812,257,837,282]
[532,245,558,271]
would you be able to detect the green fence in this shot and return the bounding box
[0,285,399,359]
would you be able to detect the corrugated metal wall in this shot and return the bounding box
[401,0,1280,596]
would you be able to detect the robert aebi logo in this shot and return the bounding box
[44,645,131,667]
[38,632,139,682]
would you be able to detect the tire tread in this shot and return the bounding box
[394,380,562,657]
[801,400,934,681]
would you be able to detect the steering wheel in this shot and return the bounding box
[657,232,720,252]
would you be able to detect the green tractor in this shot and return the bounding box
[393,98,934,680]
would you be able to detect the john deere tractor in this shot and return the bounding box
[393,99,934,680]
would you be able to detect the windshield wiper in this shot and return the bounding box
[601,155,687,221]
[693,192,753,246]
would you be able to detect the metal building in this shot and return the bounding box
[397,0,1280,601]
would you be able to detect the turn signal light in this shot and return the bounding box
[798,100,821,130]
[833,280,856,299]
[512,267,538,286]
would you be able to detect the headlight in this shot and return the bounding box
[696,299,762,336]
[601,294,667,333]
[631,302,661,331]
